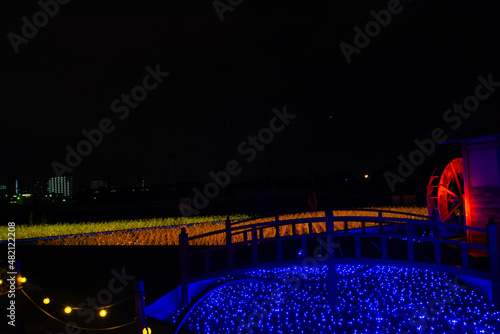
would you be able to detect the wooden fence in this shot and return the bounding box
[178,209,499,307]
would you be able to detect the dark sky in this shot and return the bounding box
[3,0,500,187]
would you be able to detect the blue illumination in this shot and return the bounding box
[172,265,500,333]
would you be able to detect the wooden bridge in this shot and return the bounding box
[178,209,500,309]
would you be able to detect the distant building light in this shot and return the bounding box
[364,174,369,179]
[48,176,72,197]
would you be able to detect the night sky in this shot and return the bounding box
[3,0,500,190]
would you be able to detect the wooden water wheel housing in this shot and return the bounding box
[427,158,465,226]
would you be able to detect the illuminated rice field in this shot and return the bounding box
[30,207,427,246]
[171,265,499,334]
[0,215,248,241]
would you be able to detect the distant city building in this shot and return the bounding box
[90,179,108,190]
[48,176,73,197]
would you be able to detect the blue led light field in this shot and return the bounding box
[172,265,499,334]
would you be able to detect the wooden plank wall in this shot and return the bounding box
[468,186,500,245]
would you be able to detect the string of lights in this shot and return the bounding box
[0,273,150,333]
[0,277,25,296]
[42,293,134,310]
[21,289,136,331]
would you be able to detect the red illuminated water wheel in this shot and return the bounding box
[427,158,465,225]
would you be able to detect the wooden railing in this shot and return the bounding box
[178,209,499,307]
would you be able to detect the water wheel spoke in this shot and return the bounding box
[439,184,459,198]
[450,161,463,196]
[441,202,461,222]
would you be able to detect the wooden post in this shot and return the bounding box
[16,261,25,334]
[225,216,231,245]
[361,221,366,234]
[325,210,337,310]
[134,281,148,334]
[381,236,388,259]
[344,220,348,233]
[432,209,440,238]
[301,236,307,258]
[355,236,361,258]
[431,209,439,221]
[325,210,334,248]
[179,228,189,307]
[276,215,282,261]
[378,211,383,234]
[487,220,499,305]
[251,225,258,264]
[226,216,234,268]
[434,223,441,239]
